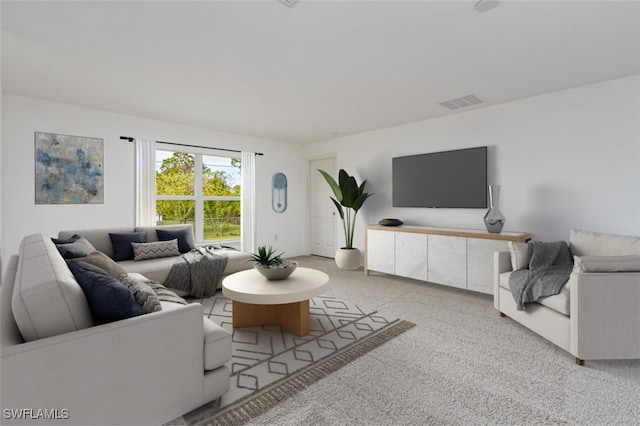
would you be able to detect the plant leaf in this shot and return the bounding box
[341,176,359,207]
[330,197,345,220]
[318,169,343,202]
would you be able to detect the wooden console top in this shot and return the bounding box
[366,224,531,242]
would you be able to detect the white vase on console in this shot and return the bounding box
[484,185,505,233]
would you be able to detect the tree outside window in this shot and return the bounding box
[155,150,241,242]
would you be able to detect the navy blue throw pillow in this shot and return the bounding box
[109,232,146,261]
[156,228,193,254]
[69,261,143,324]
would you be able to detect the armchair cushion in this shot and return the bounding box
[574,255,640,272]
[509,241,529,270]
[570,229,640,257]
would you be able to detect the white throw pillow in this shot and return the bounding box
[509,241,529,271]
[574,255,640,272]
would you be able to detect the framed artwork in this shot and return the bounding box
[35,132,104,204]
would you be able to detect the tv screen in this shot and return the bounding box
[392,146,487,208]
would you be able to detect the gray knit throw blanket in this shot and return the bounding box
[509,240,573,311]
[164,247,229,298]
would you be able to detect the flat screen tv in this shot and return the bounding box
[392,146,487,208]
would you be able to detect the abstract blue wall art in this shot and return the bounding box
[35,132,104,204]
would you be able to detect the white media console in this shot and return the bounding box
[365,225,532,295]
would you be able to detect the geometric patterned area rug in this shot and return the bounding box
[168,293,415,425]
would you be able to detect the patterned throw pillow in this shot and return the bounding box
[52,234,97,259]
[119,275,162,313]
[131,239,180,261]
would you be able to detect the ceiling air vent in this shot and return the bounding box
[439,94,483,110]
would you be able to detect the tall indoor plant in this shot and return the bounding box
[318,169,373,270]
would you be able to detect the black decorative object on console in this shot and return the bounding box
[378,218,403,227]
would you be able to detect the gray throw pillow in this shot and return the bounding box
[119,275,162,313]
[131,239,180,261]
[52,234,97,259]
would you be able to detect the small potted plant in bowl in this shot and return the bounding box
[249,245,298,280]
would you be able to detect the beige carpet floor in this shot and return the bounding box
[241,255,640,425]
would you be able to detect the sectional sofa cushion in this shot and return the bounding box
[52,234,97,259]
[132,239,180,261]
[109,232,147,261]
[11,234,94,342]
[67,250,127,279]
[69,261,144,324]
[570,229,640,257]
[202,317,233,371]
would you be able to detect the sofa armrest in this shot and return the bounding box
[570,271,640,360]
[493,251,512,310]
[1,303,206,425]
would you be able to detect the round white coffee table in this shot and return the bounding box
[222,267,330,336]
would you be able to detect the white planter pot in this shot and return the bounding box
[335,248,361,270]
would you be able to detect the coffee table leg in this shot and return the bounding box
[232,300,310,336]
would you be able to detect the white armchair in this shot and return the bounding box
[494,229,640,365]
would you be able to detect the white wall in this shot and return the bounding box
[1,95,307,259]
[304,75,640,249]
[3,76,638,262]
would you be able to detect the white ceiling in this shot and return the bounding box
[2,1,639,144]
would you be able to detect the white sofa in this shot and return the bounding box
[1,233,231,425]
[494,229,640,365]
[57,224,252,293]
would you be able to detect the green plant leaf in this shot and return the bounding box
[330,197,345,220]
[318,169,343,202]
[343,176,360,207]
[351,192,372,212]
[249,245,285,266]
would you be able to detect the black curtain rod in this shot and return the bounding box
[120,136,263,156]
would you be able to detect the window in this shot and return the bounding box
[155,150,241,244]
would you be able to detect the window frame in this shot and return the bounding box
[155,147,241,245]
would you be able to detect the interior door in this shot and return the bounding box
[309,157,336,257]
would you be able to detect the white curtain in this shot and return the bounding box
[134,138,156,227]
[241,151,256,253]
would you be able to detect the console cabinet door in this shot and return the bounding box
[366,230,395,274]
[395,232,428,281]
[427,235,466,289]
[467,239,509,294]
